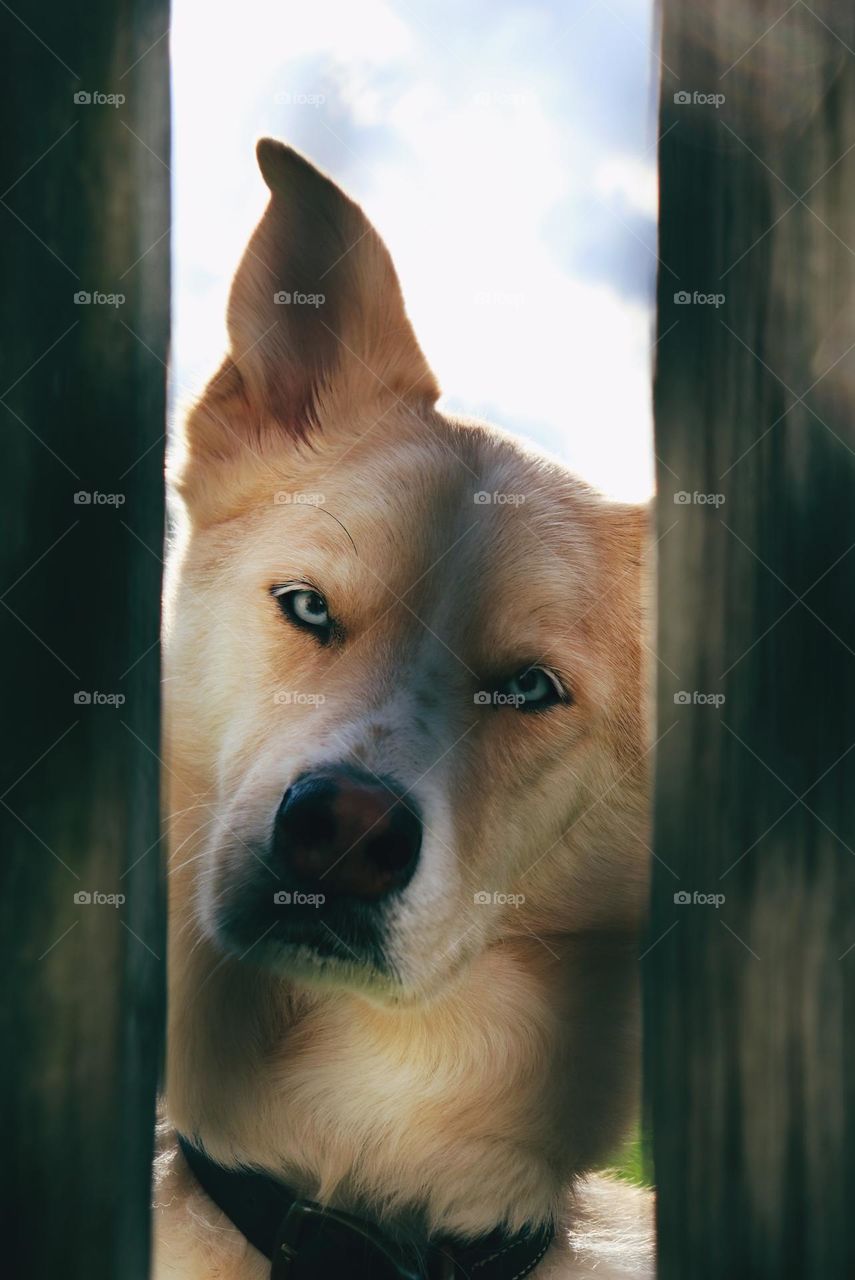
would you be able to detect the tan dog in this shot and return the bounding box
[154,140,654,1279]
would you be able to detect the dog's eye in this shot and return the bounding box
[272,585,332,639]
[503,666,566,711]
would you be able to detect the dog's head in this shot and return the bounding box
[166,140,651,1004]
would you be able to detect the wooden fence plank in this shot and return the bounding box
[647,2,855,1276]
[0,3,169,1276]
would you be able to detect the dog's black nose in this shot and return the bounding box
[272,769,421,900]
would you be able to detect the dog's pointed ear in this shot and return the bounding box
[220,140,438,439]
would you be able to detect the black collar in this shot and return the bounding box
[178,1136,554,1280]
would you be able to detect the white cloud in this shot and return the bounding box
[593,153,658,220]
[172,0,655,500]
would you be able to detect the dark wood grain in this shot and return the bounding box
[647,2,855,1275]
[0,3,169,1276]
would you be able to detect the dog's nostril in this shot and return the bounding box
[368,816,418,873]
[272,768,421,901]
[288,794,336,847]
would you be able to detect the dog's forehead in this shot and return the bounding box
[285,417,602,598]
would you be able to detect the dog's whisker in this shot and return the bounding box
[167,845,216,879]
[166,819,222,874]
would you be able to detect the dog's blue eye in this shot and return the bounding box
[503,667,565,710]
[272,585,331,636]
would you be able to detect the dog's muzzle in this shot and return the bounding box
[217,765,424,974]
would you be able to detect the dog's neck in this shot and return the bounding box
[177,1131,557,1279]
[166,906,641,1243]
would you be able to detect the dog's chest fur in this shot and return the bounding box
[166,931,643,1243]
[152,1124,654,1280]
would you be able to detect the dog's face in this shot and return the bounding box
[166,140,650,1005]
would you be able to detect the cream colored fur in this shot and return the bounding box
[155,140,654,1278]
[154,1120,653,1278]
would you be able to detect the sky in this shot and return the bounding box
[171,0,658,501]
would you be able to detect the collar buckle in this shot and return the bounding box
[271,1197,442,1280]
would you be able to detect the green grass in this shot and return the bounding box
[601,1128,654,1188]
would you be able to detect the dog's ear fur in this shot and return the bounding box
[181,140,439,490]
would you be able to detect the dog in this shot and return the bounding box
[154,139,654,1279]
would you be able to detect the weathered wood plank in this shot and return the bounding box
[0,3,169,1276]
[647,2,855,1276]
